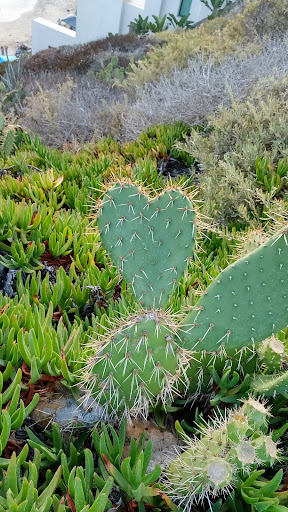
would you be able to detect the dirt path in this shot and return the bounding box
[0,0,77,55]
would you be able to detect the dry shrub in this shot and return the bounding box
[24,34,164,74]
[178,76,288,224]
[19,36,288,149]
[121,36,288,140]
[125,0,288,87]
[20,76,127,147]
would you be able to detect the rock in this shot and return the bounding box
[125,419,180,471]
[30,385,108,429]
[0,265,18,297]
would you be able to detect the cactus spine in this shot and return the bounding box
[82,311,191,422]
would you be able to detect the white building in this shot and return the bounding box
[32,0,228,54]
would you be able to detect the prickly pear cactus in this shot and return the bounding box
[165,398,279,507]
[180,225,288,353]
[81,311,191,421]
[97,183,196,309]
[87,183,288,418]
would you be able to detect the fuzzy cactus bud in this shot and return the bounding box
[257,335,287,372]
[165,399,280,507]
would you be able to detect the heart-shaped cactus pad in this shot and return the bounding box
[98,183,197,308]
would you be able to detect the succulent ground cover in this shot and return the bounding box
[0,116,287,511]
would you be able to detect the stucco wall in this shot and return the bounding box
[77,0,124,41]
[32,18,76,54]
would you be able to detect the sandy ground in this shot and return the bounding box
[0,0,77,55]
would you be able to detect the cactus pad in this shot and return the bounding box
[180,225,288,352]
[98,183,196,308]
[81,311,191,420]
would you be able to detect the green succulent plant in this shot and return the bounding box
[0,239,45,272]
[0,449,62,512]
[93,419,165,512]
[0,292,84,384]
[0,114,19,161]
[0,369,39,455]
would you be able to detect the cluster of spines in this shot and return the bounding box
[81,311,191,423]
[164,398,280,509]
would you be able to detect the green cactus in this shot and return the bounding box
[180,224,288,354]
[0,114,18,161]
[85,183,288,419]
[165,398,280,508]
[251,370,288,397]
[81,310,191,421]
[98,182,197,309]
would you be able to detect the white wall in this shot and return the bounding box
[190,0,213,23]
[141,0,163,17]
[77,0,124,42]
[159,0,180,19]
[32,0,235,55]
[120,2,146,35]
[32,18,76,54]
[120,0,172,35]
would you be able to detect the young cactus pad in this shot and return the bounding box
[81,311,191,420]
[180,224,288,352]
[165,398,279,508]
[97,183,197,309]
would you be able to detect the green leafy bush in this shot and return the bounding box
[177,76,288,224]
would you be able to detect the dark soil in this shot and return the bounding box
[157,154,203,185]
[158,155,192,178]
